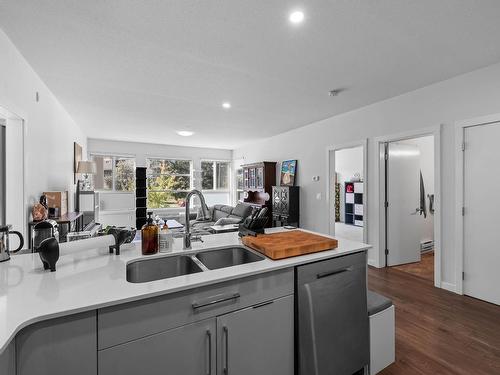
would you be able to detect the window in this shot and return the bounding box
[201,160,231,206]
[146,158,192,208]
[201,161,230,191]
[91,155,135,192]
[236,167,244,202]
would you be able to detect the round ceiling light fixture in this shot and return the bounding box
[177,130,194,137]
[289,10,305,24]
[222,102,231,109]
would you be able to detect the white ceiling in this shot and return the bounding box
[2,1,500,149]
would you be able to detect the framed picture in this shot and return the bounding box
[74,142,82,184]
[280,160,297,186]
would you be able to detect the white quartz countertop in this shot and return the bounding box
[0,228,370,354]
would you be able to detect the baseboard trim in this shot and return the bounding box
[441,282,459,294]
[368,259,382,268]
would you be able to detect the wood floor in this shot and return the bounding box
[368,266,500,375]
[391,251,434,282]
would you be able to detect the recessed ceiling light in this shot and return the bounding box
[222,102,231,109]
[289,10,305,24]
[177,130,194,137]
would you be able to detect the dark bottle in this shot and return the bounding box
[141,212,159,255]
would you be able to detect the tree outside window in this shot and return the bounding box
[147,159,192,208]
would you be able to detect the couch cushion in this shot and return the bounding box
[231,203,253,219]
[212,205,232,221]
[214,217,243,226]
[227,214,244,221]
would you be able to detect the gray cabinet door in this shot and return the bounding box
[216,295,294,375]
[99,318,216,375]
[16,311,97,375]
[0,340,15,375]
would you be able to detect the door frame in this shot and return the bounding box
[0,106,26,238]
[455,112,500,295]
[326,139,368,244]
[374,125,442,288]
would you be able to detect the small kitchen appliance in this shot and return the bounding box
[32,220,59,252]
[0,225,24,262]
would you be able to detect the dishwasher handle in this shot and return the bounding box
[316,266,353,280]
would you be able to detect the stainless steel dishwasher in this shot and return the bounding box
[296,251,369,375]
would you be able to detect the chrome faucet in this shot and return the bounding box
[183,189,208,249]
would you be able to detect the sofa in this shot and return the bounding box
[191,203,254,229]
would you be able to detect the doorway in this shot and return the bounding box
[383,135,435,283]
[327,140,367,243]
[0,122,5,225]
[0,106,25,244]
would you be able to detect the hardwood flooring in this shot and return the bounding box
[391,251,434,283]
[368,266,500,375]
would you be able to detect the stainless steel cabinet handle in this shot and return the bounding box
[316,266,353,279]
[192,293,240,310]
[223,326,229,374]
[206,329,212,375]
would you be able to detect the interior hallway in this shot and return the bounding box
[368,266,500,375]
[391,252,434,283]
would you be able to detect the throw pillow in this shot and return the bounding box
[214,217,243,226]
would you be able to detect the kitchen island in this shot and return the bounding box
[0,228,371,375]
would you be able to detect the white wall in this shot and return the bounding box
[401,136,434,244]
[88,138,232,168]
[335,146,363,221]
[234,61,500,292]
[0,29,87,236]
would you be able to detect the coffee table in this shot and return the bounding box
[208,224,240,234]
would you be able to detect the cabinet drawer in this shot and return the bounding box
[346,193,355,204]
[354,204,363,216]
[98,269,293,349]
[354,182,363,194]
[99,318,216,375]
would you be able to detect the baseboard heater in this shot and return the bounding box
[420,240,434,253]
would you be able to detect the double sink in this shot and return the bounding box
[126,246,264,283]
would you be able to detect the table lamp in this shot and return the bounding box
[76,161,96,191]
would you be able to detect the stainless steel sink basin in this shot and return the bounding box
[127,255,203,283]
[196,246,264,270]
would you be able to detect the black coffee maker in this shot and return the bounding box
[32,220,59,252]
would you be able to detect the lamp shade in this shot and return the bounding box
[76,161,97,174]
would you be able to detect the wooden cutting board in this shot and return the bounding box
[241,230,338,260]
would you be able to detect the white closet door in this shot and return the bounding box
[464,122,500,305]
[387,143,421,266]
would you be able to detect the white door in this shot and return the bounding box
[387,142,421,266]
[463,122,500,305]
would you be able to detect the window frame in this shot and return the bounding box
[200,159,231,193]
[90,153,136,192]
[146,157,194,209]
[235,166,244,202]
